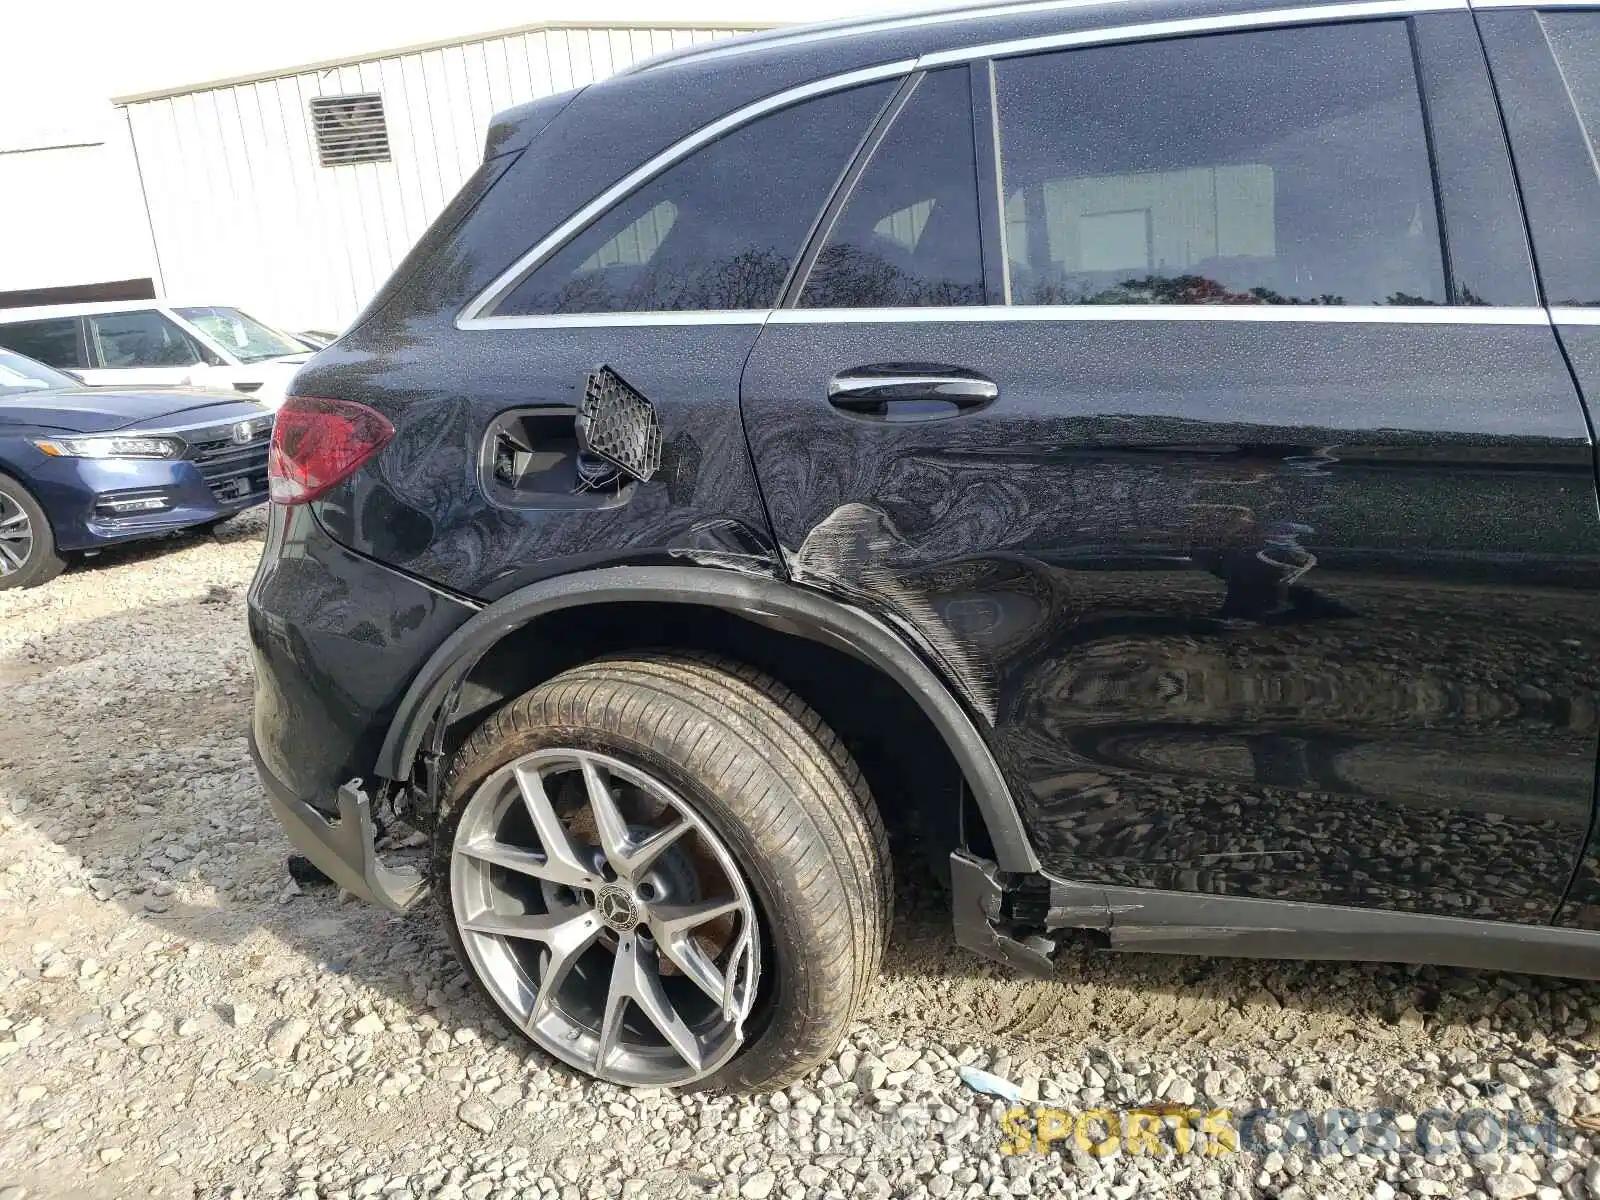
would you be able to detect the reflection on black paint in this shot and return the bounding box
[744,315,1600,926]
[1007,573,1593,922]
[247,505,477,811]
[1548,318,1600,927]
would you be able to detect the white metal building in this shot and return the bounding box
[111,22,758,334]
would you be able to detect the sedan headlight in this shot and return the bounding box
[34,435,183,460]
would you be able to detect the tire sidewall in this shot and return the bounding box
[0,475,61,591]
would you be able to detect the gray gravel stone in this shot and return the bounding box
[226,1001,256,1028]
[1166,1078,1196,1105]
[882,1047,921,1072]
[267,1017,311,1059]
[457,1101,497,1135]
[1486,1176,1539,1200]
[1499,1063,1532,1089]
[741,1170,777,1199]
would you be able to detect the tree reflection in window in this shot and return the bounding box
[1022,275,1448,306]
[805,244,984,308]
[800,68,986,310]
[996,23,1449,308]
[544,248,793,314]
[498,82,895,316]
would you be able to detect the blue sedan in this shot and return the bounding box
[0,347,274,588]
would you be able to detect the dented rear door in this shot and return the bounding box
[740,17,1600,922]
[1480,6,1600,928]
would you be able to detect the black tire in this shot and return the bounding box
[0,475,64,591]
[434,652,892,1091]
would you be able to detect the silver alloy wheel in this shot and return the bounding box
[0,493,33,576]
[450,748,762,1087]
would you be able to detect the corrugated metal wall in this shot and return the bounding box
[121,25,748,332]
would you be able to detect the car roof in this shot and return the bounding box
[621,0,1137,73]
[0,300,234,324]
[490,0,1460,159]
[619,0,1366,76]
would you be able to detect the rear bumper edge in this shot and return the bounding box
[251,732,428,912]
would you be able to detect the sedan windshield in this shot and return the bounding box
[175,306,305,364]
[0,348,77,396]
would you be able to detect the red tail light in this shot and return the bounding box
[268,397,395,505]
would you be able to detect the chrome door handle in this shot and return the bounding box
[826,364,998,421]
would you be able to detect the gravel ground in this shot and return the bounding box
[4,513,1600,1200]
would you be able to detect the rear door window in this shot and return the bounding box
[799,67,985,308]
[1476,9,1600,308]
[1544,12,1600,154]
[87,310,203,367]
[994,21,1449,306]
[1539,10,1600,307]
[496,81,895,315]
[0,318,85,368]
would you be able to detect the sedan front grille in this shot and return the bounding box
[186,418,273,505]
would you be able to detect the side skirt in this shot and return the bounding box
[950,851,1600,981]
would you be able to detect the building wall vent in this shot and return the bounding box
[309,94,390,166]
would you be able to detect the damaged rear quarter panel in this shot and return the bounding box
[303,326,779,601]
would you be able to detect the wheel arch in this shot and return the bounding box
[0,461,46,510]
[0,463,59,556]
[375,565,1040,874]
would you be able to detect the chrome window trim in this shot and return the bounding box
[1471,0,1599,8]
[637,0,1506,73]
[920,0,1462,65]
[456,59,917,328]
[467,305,1552,330]
[460,310,771,330]
[1552,307,1600,325]
[984,61,1014,307]
[459,0,1508,329]
[769,304,1551,324]
[631,0,1142,71]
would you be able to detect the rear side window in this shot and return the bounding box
[0,318,84,369]
[1477,10,1600,308]
[1544,13,1600,181]
[1540,12,1600,307]
[995,22,1448,307]
[497,82,895,315]
[800,67,985,308]
[88,310,203,368]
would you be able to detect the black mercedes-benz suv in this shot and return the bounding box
[250,0,1600,1091]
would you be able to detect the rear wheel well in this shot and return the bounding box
[437,601,987,868]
